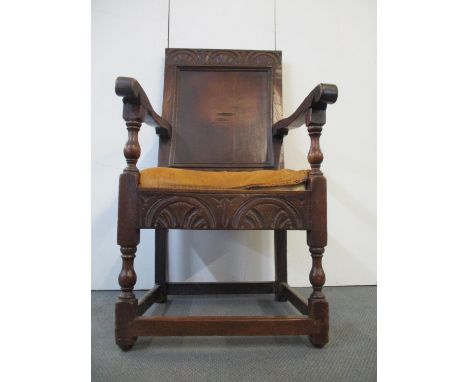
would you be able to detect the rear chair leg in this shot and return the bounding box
[155,228,168,303]
[274,230,288,301]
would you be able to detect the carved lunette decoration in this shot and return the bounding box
[165,49,282,66]
[137,191,311,230]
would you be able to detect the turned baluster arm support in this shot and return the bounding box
[115,77,172,175]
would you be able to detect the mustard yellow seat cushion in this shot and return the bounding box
[139,167,309,191]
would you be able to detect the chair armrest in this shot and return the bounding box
[115,77,172,138]
[272,84,338,137]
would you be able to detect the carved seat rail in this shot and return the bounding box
[137,189,313,230]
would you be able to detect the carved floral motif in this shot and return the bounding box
[144,196,216,229]
[139,193,307,230]
[232,198,302,229]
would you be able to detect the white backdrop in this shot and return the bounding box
[91,0,376,289]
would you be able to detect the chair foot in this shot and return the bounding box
[116,336,137,351]
[115,298,138,351]
[308,298,329,348]
[308,338,326,348]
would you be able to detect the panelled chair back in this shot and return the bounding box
[115,48,338,350]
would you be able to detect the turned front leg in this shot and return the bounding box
[307,176,329,347]
[309,247,325,300]
[308,244,329,347]
[115,172,140,350]
[115,246,138,350]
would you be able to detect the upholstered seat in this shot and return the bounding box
[139,167,309,190]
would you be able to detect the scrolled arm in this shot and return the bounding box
[115,76,172,138]
[272,83,338,137]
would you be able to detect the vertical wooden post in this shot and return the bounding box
[115,245,138,350]
[306,107,329,347]
[307,108,325,176]
[115,116,141,351]
[155,228,168,302]
[274,230,287,301]
[123,119,142,175]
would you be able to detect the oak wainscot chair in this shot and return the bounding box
[114,48,338,350]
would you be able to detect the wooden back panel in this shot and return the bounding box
[158,49,284,170]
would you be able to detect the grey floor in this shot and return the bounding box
[92,286,376,382]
